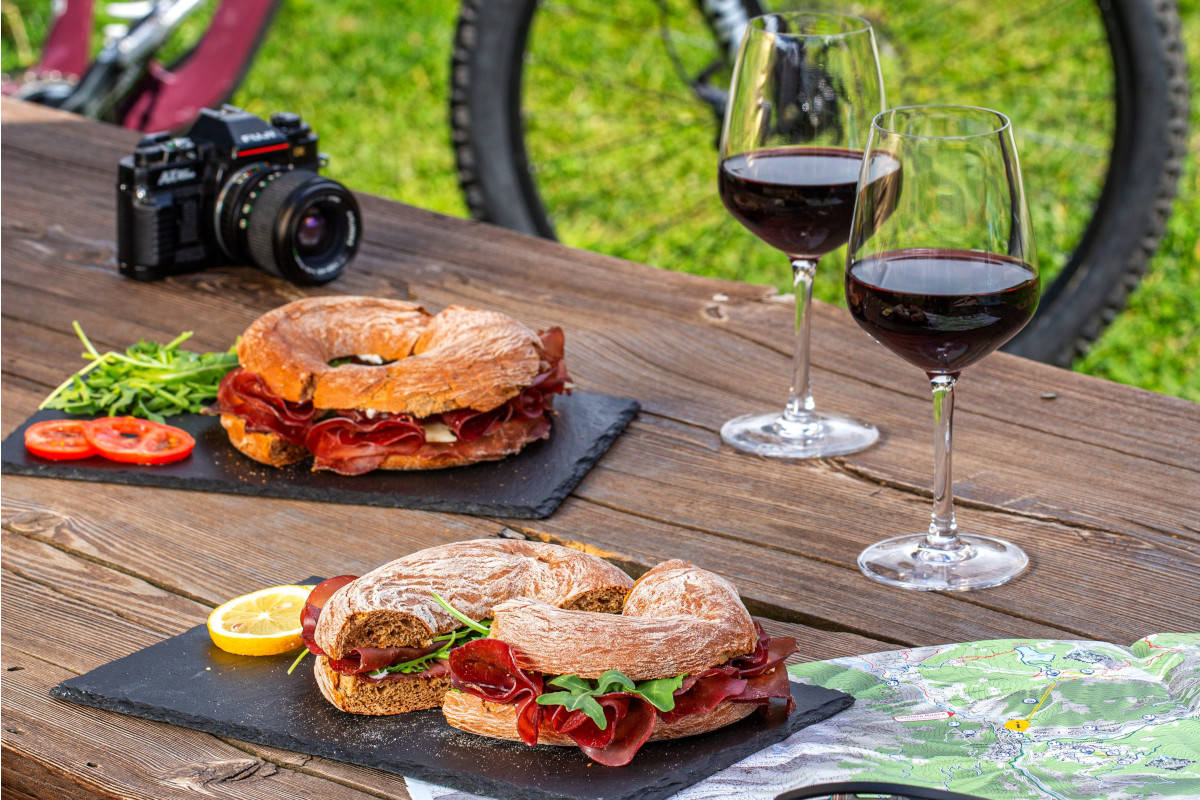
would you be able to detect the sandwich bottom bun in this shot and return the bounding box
[314,656,452,715]
[220,414,308,468]
[441,690,758,745]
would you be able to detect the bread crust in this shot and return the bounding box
[237,297,542,417]
[314,540,634,661]
[487,560,759,680]
[441,691,758,745]
[314,656,451,715]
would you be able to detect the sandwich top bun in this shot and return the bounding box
[487,560,759,680]
[238,296,542,417]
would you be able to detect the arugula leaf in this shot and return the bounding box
[630,674,686,712]
[547,674,594,694]
[594,670,637,695]
[40,322,238,422]
[535,669,688,721]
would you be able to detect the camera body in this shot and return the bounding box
[117,106,359,285]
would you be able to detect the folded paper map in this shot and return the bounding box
[410,633,1199,800]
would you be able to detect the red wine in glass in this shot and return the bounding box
[719,147,866,258]
[846,248,1039,374]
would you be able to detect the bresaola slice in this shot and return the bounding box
[544,695,659,767]
[305,410,426,475]
[301,575,358,655]
[658,667,747,724]
[214,367,317,445]
[450,639,545,746]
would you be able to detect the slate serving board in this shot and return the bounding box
[51,600,853,800]
[0,393,638,519]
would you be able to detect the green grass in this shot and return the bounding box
[3,0,1196,400]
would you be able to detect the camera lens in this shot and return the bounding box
[217,165,360,285]
[296,209,331,255]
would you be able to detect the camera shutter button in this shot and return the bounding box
[270,112,302,131]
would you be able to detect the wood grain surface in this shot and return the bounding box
[3,97,1199,800]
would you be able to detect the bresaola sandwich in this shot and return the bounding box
[212,296,570,475]
[303,540,797,767]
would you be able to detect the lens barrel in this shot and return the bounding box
[217,165,360,285]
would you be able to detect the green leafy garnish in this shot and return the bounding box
[535,670,687,729]
[39,322,238,422]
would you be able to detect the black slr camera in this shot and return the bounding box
[117,106,360,285]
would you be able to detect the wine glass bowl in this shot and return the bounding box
[846,105,1039,591]
[717,12,886,459]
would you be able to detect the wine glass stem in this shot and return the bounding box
[928,373,962,550]
[784,259,818,425]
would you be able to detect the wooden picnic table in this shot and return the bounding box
[3,96,1198,800]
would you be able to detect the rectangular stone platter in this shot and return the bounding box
[51,607,854,800]
[0,392,639,519]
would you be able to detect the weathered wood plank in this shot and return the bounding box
[1,472,1076,647]
[0,655,388,800]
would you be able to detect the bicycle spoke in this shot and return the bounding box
[521,107,708,128]
[526,58,700,107]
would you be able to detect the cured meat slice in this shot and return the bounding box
[214,367,317,445]
[301,575,358,655]
[450,639,545,745]
[305,410,425,475]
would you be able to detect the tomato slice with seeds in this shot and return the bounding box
[83,416,196,465]
[25,420,97,460]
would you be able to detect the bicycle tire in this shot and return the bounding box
[451,0,1188,367]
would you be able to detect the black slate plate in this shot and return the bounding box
[51,588,853,800]
[0,393,638,519]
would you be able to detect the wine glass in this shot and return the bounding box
[718,12,885,459]
[845,105,1039,591]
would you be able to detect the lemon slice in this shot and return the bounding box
[207,585,311,656]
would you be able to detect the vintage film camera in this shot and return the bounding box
[117,106,360,285]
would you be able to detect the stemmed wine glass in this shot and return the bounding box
[845,105,1039,591]
[718,12,885,459]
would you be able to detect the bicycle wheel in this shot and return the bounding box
[451,0,1189,367]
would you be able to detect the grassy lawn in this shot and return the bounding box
[3,0,1196,400]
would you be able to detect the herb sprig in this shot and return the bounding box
[536,670,686,730]
[39,322,238,422]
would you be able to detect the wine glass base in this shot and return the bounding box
[857,533,1028,591]
[721,410,879,459]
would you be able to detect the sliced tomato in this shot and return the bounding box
[83,416,196,465]
[25,419,97,460]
